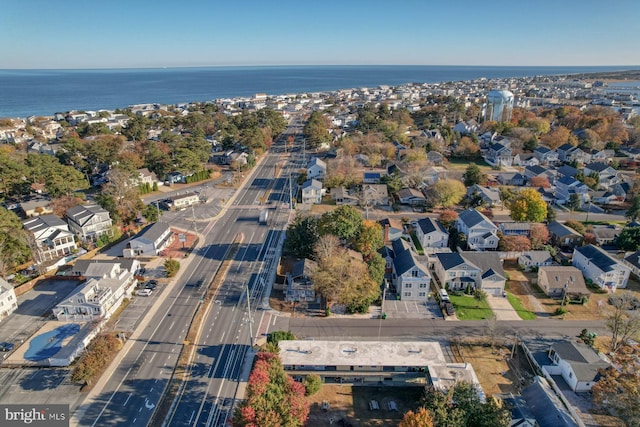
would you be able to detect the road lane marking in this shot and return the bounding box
[123,392,133,406]
[168,320,176,330]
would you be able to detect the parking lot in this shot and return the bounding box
[382,294,443,319]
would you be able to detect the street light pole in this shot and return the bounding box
[245,282,254,349]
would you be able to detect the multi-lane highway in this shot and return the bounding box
[74,118,304,426]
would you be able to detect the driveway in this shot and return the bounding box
[486,295,521,321]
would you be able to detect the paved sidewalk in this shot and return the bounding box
[487,295,521,321]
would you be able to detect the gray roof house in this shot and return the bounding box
[433,251,506,296]
[66,204,114,244]
[391,239,431,301]
[415,217,449,250]
[123,222,173,257]
[572,244,631,291]
[547,221,583,251]
[537,266,588,298]
[300,179,323,204]
[456,209,498,251]
[546,341,610,392]
[22,215,78,263]
[285,259,318,303]
[521,376,579,427]
[518,251,553,271]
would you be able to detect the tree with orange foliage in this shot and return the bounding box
[528,176,550,189]
[399,408,434,427]
[498,235,531,252]
[438,209,459,228]
[540,126,577,149]
[529,224,550,249]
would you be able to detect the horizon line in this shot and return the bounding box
[1,64,640,72]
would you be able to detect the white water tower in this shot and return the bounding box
[485,89,514,122]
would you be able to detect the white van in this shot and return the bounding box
[136,289,152,297]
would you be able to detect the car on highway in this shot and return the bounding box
[0,342,14,352]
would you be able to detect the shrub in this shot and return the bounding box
[164,258,180,277]
[71,333,123,384]
[554,307,567,316]
[303,374,322,396]
[267,330,295,347]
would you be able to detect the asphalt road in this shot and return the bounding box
[75,118,302,427]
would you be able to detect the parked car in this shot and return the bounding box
[0,342,14,352]
[136,289,152,297]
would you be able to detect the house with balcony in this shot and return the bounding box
[415,218,449,250]
[484,142,513,167]
[123,222,173,257]
[584,162,619,189]
[22,215,77,263]
[53,261,136,322]
[0,278,18,323]
[66,204,113,244]
[533,146,559,164]
[513,153,540,167]
[572,244,630,291]
[391,239,431,301]
[456,209,499,251]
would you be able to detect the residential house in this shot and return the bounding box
[332,187,359,206]
[496,172,526,186]
[466,185,502,208]
[584,162,619,188]
[69,258,141,277]
[19,198,53,218]
[623,251,640,276]
[452,120,479,135]
[485,142,513,167]
[285,259,317,303]
[521,376,579,427]
[554,176,590,206]
[426,151,444,166]
[590,191,618,205]
[391,239,431,301]
[434,251,506,296]
[456,209,499,251]
[66,204,114,244]
[533,146,559,164]
[556,164,579,179]
[362,171,382,184]
[300,179,323,204]
[22,215,78,263]
[500,222,531,237]
[53,261,137,322]
[572,244,631,291]
[165,171,186,184]
[422,166,447,186]
[379,218,404,244]
[546,341,610,392]
[512,153,540,167]
[132,168,158,188]
[591,225,619,246]
[537,266,588,298]
[307,157,327,180]
[123,222,173,257]
[557,144,590,164]
[611,182,631,201]
[0,278,18,322]
[524,165,554,182]
[362,184,389,206]
[168,192,200,210]
[397,188,426,206]
[518,251,553,271]
[415,218,449,250]
[548,221,583,251]
[557,143,578,162]
[590,149,615,163]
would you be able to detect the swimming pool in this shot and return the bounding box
[24,323,81,361]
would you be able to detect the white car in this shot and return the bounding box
[136,289,152,297]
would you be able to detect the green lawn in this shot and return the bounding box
[410,232,424,255]
[506,292,536,320]
[448,294,494,320]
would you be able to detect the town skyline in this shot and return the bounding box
[2,0,639,69]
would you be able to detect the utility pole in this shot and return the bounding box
[245,282,254,349]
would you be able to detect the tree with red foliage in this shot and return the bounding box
[528,176,550,189]
[498,235,531,252]
[438,209,459,228]
[233,352,310,427]
[529,223,550,249]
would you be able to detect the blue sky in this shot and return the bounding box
[1,0,638,69]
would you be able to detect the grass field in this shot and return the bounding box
[449,294,494,320]
[505,292,536,320]
[446,158,493,172]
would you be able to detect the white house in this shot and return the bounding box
[300,179,323,204]
[66,204,113,244]
[391,239,431,301]
[22,215,78,263]
[433,251,506,296]
[168,192,200,210]
[123,222,173,257]
[545,341,610,392]
[415,218,449,250]
[0,278,18,323]
[572,244,630,291]
[53,262,137,321]
[456,209,498,251]
[306,157,327,180]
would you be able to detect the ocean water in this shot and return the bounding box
[0,65,634,119]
